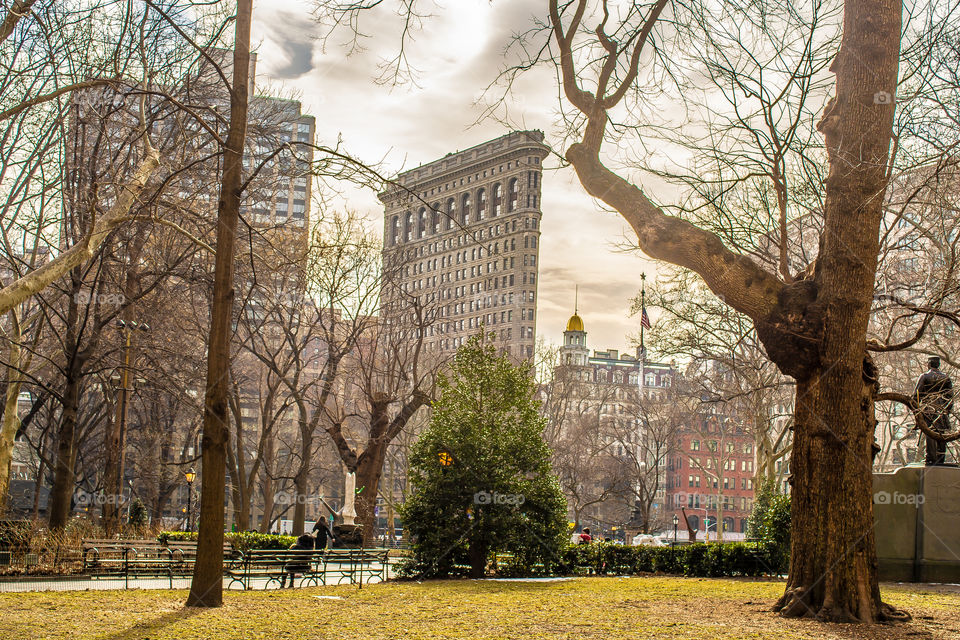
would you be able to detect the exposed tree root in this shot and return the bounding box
[878,602,912,622]
[775,589,912,624]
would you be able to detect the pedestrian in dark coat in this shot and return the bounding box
[313,518,336,549]
[280,533,315,588]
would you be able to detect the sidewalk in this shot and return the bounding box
[0,562,393,593]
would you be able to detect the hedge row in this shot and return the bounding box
[156,531,297,551]
[560,541,787,578]
[397,541,788,580]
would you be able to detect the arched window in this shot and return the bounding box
[390,216,400,246]
[417,207,427,238]
[492,183,502,216]
[404,212,413,242]
[431,203,441,234]
[508,178,519,212]
[689,515,699,531]
[476,188,487,221]
[446,198,455,230]
[461,193,471,226]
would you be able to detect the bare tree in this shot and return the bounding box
[187,0,253,608]
[320,259,443,544]
[610,386,686,534]
[534,0,905,621]
[542,364,631,530]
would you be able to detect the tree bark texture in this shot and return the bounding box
[187,0,252,608]
[773,0,903,621]
[0,313,23,513]
[48,358,82,530]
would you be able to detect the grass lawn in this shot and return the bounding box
[2,577,959,640]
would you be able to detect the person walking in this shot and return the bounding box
[313,517,336,550]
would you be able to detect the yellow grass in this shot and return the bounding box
[2,576,958,640]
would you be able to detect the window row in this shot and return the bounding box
[406,246,538,277]
[393,218,541,260]
[390,177,543,245]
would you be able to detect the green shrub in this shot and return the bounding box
[758,494,790,574]
[680,543,706,576]
[156,531,197,545]
[127,499,149,529]
[156,531,297,552]
[228,531,297,552]
[517,541,780,579]
[747,479,791,574]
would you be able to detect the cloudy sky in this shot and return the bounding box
[251,0,663,352]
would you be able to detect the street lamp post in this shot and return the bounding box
[185,468,196,532]
[672,514,679,543]
[103,319,149,534]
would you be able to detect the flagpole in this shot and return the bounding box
[639,273,646,396]
[640,274,645,359]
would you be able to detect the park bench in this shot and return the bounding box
[82,539,176,588]
[81,538,237,588]
[225,547,390,590]
[740,539,783,577]
[322,548,390,586]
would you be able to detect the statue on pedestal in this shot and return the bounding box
[332,471,364,547]
[914,356,954,466]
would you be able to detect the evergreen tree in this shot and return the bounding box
[400,333,567,578]
[127,498,149,531]
[747,478,791,573]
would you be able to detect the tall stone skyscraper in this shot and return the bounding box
[379,130,549,360]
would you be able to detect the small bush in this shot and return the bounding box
[228,531,297,552]
[156,531,297,552]
[537,541,781,579]
[128,499,149,530]
[747,479,791,574]
[156,531,197,545]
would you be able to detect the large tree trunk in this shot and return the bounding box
[257,430,275,533]
[776,371,884,621]
[468,540,488,578]
[292,421,312,534]
[186,0,252,608]
[227,445,250,532]
[770,0,903,623]
[259,478,274,533]
[0,319,23,513]
[355,443,386,545]
[48,364,81,530]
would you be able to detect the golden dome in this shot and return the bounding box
[566,313,584,332]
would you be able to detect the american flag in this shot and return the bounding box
[641,306,651,329]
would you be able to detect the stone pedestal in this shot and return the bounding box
[874,464,960,582]
[333,524,364,549]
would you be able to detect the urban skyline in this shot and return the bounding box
[250,0,663,353]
